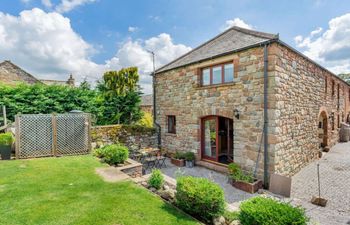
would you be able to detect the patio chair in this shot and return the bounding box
[144,153,157,171]
[155,155,166,169]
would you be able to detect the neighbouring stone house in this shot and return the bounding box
[140,94,153,114]
[154,26,350,181]
[0,60,75,86]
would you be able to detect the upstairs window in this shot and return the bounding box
[331,80,335,96]
[167,115,176,134]
[201,63,234,86]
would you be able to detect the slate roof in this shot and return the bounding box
[156,26,278,73]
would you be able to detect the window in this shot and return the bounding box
[212,66,222,84]
[338,114,340,128]
[325,78,327,94]
[167,115,176,134]
[201,63,234,86]
[331,80,335,96]
[337,84,340,109]
[224,64,234,82]
[202,68,210,85]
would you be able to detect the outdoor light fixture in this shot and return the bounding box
[234,109,240,119]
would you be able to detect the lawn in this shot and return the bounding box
[0,155,199,225]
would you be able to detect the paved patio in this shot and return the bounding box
[146,159,257,205]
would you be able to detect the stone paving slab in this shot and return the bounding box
[96,167,130,182]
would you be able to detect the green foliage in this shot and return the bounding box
[338,73,350,84]
[136,111,153,128]
[228,163,254,183]
[0,66,144,126]
[239,197,309,225]
[94,144,129,165]
[174,151,186,160]
[184,152,195,161]
[176,176,225,223]
[148,169,164,190]
[223,210,239,223]
[96,67,143,125]
[0,83,98,122]
[0,132,14,145]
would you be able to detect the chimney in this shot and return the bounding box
[67,74,75,87]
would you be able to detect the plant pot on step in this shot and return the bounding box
[171,158,185,167]
[0,132,14,160]
[185,160,194,168]
[231,179,263,194]
[0,145,12,160]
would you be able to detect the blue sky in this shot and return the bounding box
[1,0,350,93]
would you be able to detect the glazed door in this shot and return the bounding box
[202,116,219,161]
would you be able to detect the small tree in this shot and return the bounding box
[96,67,143,125]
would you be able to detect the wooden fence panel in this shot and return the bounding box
[15,113,91,159]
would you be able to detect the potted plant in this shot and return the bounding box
[0,132,14,160]
[184,152,195,168]
[228,163,263,193]
[170,151,185,167]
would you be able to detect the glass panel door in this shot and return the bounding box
[203,117,217,159]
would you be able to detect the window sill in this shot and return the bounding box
[195,82,237,90]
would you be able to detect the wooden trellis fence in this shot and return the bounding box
[15,113,91,159]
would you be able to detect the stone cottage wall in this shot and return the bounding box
[155,46,277,178]
[271,42,350,176]
[91,125,157,152]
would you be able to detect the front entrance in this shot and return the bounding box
[201,116,233,164]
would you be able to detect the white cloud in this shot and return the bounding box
[128,26,138,32]
[55,0,96,13]
[221,18,252,31]
[294,13,350,74]
[41,0,53,8]
[0,8,191,94]
[106,33,192,93]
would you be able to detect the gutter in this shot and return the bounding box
[263,43,269,188]
[150,52,162,148]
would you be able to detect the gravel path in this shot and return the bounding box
[291,142,350,225]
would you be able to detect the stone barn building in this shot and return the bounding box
[154,26,350,181]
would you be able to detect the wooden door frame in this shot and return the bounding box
[201,116,219,162]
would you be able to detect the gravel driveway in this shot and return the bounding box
[291,142,350,225]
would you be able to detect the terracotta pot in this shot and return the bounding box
[170,158,185,167]
[231,179,263,193]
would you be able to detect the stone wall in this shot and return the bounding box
[155,46,277,178]
[91,125,157,152]
[271,42,350,176]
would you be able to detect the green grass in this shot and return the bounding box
[0,155,199,225]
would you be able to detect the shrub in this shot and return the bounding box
[239,196,309,225]
[94,144,129,165]
[228,163,254,183]
[136,111,153,128]
[223,210,239,223]
[174,151,185,160]
[184,152,195,161]
[0,132,14,145]
[176,176,225,223]
[148,169,164,190]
